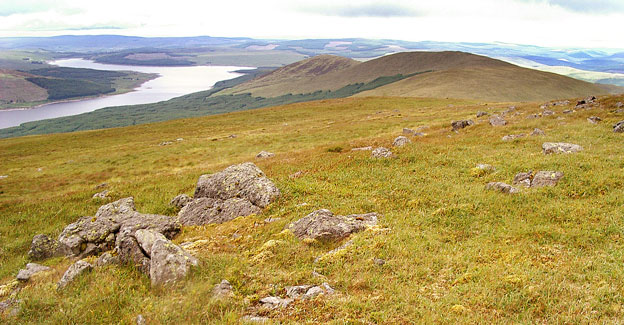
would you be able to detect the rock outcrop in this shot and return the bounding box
[178,162,279,226]
[288,209,378,241]
[542,142,583,154]
[28,234,70,261]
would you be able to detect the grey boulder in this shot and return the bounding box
[392,136,411,147]
[531,171,564,187]
[28,234,70,261]
[485,182,519,194]
[371,147,393,158]
[542,142,583,154]
[288,209,378,241]
[451,120,474,131]
[212,279,234,299]
[178,197,261,226]
[489,115,507,126]
[57,260,92,290]
[16,263,51,282]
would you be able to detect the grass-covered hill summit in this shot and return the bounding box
[224,51,621,101]
[1,93,624,323]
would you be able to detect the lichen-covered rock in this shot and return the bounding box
[288,209,378,241]
[96,252,119,267]
[542,142,583,154]
[170,194,191,209]
[392,136,411,147]
[371,147,393,158]
[57,215,119,256]
[178,197,261,226]
[193,162,279,208]
[614,121,624,133]
[485,182,519,194]
[149,237,198,287]
[489,115,507,126]
[16,263,51,282]
[451,120,474,131]
[531,171,564,187]
[57,260,92,290]
[28,234,70,261]
[530,128,546,136]
[512,171,533,188]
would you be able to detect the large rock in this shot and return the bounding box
[392,136,411,147]
[57,260,92,290]
[531,171,564,187]
[542,142,583,154]
[28,234,70,261]
[614,121,624,133]
[489,115,507,126]
[451,120,474,131]
[193,162,279,209]
[178,197,261,225]
[485,182,519,194]
[149,235,198,287]
[16,263,51,282]
[288,209,378,241]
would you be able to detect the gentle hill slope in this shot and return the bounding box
[0,70,48,103]
[224,51,622,101]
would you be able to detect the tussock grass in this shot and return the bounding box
[1,95,624,323]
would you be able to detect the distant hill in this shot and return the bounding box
[224,51,622,101]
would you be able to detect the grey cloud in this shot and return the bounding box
[301,3,422,18]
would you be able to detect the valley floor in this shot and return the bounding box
[1,95,624,323]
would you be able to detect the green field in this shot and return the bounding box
[1,94,624,323]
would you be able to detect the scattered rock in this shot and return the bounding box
[542,110,555,116]
[28,234,70,261]
[289,171,304,179]
[532,171,564,187]
[392,136,411,147]
[169,194,191,209]
[285,283,335,300]
[0,298,20,317]
[351,146,373,151]
[159,141,173,146]
[241,315,269,323]
[0,175,7,179]
[96,252,119,267]
[512,171,533,187]
[256,151,274,159]
[371,147,393,158]
[502,134,526,141]
[476,111,488,118]
[136,314,146,325]
[212,279,234,299]
[259,296,293,309]
[374,258,386,265]
[176,138,183,142]
[552,100,570,106]
[136,229,198,287]
[451,120,474,131]
[264,217,282,223]
[542,142,583,154]
[92,190,109,199]
[530,128,546,136]
[587,116,601,124]
[616,109,624,113]
[563,109,574,114]
[94,183,108,190]
[471,164,496,177]
[485,182,519,194]
[302,286,325,300]
[489,115,507,126]
[526,113,540,119]
[614,121,624,133]
[403,128,416,135]
[288,209,378,241]
[228,134,237,138]
[57,260,93,290]
[616,102,623,108]
[16,263,51,281]
[285,285,314,299]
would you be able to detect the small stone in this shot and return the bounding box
[502,134,526,141]
[476,111,488,118]
[176,138,183,141]
[242,315,269,323]
[489,115,507,126]
[403,128,416,135]
[16,263,51,282]
[562,109,574,114]
[159,141,173,146]
[92,190,109,199]
[614,121,624,133]
[285,285,313,299]
[259,296,293,309]
[542,142,583,154]
[57,260,93,290]
[0,175,7,179]
[289,171,304,179]
[374,258,386,265]
[587,116,601,124]
[616,102,623,108]
[94,183,108,190]
[371,147,393,158]
[392,136,411,147]
[513,171,533,188]
[485,182,519,194]
[212,279,234,299]
[451,120,474,131]
[530,128,546,136]
[256,151,274,159]
[351,146,373,151]
[542,110,555,116]
[321,282,335,295]
[264,217,282,223]
[136,314,146,325]
[302,286,324,300]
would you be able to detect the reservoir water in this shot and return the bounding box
[0,59,247,129]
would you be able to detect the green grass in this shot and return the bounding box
[1,95,624,323]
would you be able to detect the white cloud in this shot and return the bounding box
[0,0,622,48]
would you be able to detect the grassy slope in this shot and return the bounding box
[2,95,624,323]
[354,66,617,102]
[0,70,48,103]
[225,51,619,101]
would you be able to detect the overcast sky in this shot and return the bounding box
[1,0,623,48]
